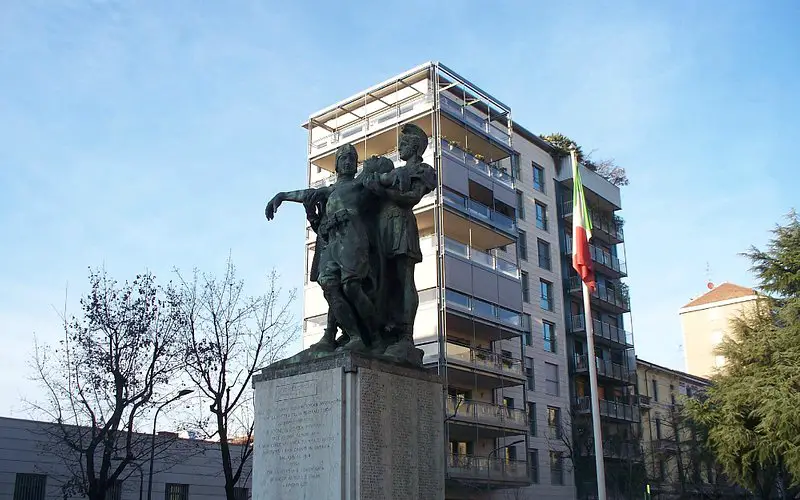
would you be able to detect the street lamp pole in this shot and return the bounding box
[146,389,193,500]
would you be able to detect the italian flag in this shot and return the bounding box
[571,150,596,292]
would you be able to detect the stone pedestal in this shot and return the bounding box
[252,351,445,500]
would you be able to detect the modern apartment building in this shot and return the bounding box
[299,61,627,499]
[636,359,742,498]
[679,282,760,378]
[554,150,640,497]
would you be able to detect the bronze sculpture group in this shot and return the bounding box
[265,123,437,366]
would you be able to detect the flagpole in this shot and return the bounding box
[570,148,607,500]
[582,282,607,500]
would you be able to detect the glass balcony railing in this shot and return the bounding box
[562,201,624,242]
[446,399,528,430]
[566,277,631,312]
[439,94,511,146]
[444,237,519,279]
[573,396,639,423]
[442,188,516,234]
[565,237,627,276]
[444,289,527,331]
[572,354,636,384]
[440,341,524,378]
[447,455,529,483]
[310,93,433,152]
[441,140,514,189]
[570,315,633,346]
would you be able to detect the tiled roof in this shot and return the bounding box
[682,282,757,308]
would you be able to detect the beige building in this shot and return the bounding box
[636,359,743,498]
[679,282,760,378]
[299,62,636,499]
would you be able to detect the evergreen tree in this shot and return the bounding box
[685,211,800,499]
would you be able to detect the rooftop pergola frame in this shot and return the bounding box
[304,63,433,137]
[434,63,512,131]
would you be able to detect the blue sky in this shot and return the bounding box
[1,0,798,417]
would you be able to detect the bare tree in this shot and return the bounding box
[27,270,186,500]
[177,259,297,500]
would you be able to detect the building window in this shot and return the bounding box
[14,474,47,500]
[540,279,553,311]
[543,321,556,353]
[550,450,564,485]
[524,315,533,346]
[233,488,249,500]
[525,357,534,389]
[535,201,548,231]
[658,459,666,480]
[106,481,123,500]
[547,406,562,438]
[165,484,189,500]
[544,362,559,396]
[506,445,518,462]
[530,449,540,483]
[656,418,662,439]
[521,271,530,303]
[537,238,551,270]
[670,384,676,405]
[651,379,659,401]
[528,402,537,436]
[518,230,528,260]
[533,164,545,192]
[503,396,515,409]
[516,190,525,219]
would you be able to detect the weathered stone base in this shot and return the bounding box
[252,351,445,500]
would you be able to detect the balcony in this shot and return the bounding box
[573,396,639,423]
[309,92,434,157]
[444,289,527,333]
[446,399,528,434]
[439,94,512,147]
[566,277,631,314]
[637,394,651,410]
[441,139,515,190]
[565,237,627,278]
[420,341,525,388]
[578,438,641,461]
[562,201,624,244]
[447,455,529,485]
[572,354,636,385]
[442,188,516,236]
[444,237,519,279]
[654,439,679,454]
[569,315,633,347]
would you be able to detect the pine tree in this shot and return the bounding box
[685,211,800,499]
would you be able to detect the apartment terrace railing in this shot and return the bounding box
[566,277,631,313]
[310,93,434,154]
[579,439,641,461]
[572,354,636,384]
[447,455,529,483]
[562,201,624,242]
[636,394,652,409]
[439,94,512,146]
[442,188,516,235]
[654,439,679,454]
[441,139,515,189]
[446,399,528,430]
[438,341,524,379]
[565,236,627,276]
[444,237,519,279]
[573,396,639,423]
[445,289,529,332]
[569,314,633,346]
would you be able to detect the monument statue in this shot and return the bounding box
[264,123,437,366]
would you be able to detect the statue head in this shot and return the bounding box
[335,144,358,177]
[362,155,394,176]
[399,123,428,161]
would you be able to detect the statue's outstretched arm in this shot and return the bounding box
[265,187,330,220]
